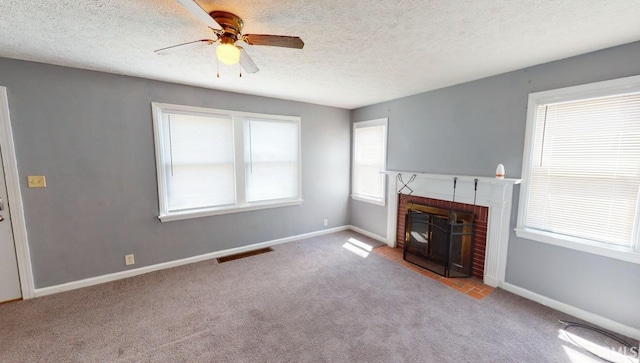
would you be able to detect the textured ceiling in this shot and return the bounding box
[0,1,639,109]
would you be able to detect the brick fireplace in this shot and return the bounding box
[381,171,521,287]
[397,194,488,279]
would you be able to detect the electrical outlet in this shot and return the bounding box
[125,254,135,266]
[27,175,46,188]
[323,219,328,227]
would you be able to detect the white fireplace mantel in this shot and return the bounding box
[382,170,521,288]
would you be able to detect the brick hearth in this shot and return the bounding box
[372,246,494,300]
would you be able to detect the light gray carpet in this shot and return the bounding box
[0,230,636,362]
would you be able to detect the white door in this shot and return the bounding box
[0,145,21,302]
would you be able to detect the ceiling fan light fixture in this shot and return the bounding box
[216,43,240,65]
[158,3,304,74]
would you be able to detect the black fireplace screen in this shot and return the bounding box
[403,204,474,278]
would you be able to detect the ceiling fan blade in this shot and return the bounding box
[238,47,259,74]
[242,35,304,49]
[154,39,215,55]
[176,0,221,30]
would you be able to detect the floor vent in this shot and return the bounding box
[216,247,273,263]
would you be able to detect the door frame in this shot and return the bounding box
[0,86,34,299]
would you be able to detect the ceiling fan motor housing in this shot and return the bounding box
[210,11,244,42]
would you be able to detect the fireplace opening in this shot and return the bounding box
[403,203,474,278]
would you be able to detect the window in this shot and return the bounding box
[352,118,388,206]
[244,118,299,203]
[516,75,640,264]
[152,103,301,222]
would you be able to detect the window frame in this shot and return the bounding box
[515,75,640,264]
[351,118,388,206]
[151,102,302,222]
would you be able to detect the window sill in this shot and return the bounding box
[159,199,303,222]
[514,228,640,265]
[351,194,386,207]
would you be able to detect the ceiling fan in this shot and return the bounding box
[155,0,305,75]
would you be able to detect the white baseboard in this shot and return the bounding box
[34,225,350,298]
[32,225,640,342]
[347,225,389,245]
[501,282,640,341]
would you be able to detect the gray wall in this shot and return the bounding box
[351,199,387,238]
[351,41,640,329]
[0,57,351,288]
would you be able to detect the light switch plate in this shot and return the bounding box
[27,175,46,188]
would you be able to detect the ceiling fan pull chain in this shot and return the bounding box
[216,57,220,78]
[239,62,242,77]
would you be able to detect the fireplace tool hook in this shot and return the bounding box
[449,177,458,223]
[473,179,478,207]
[398,174,416,195]
[449,178,479,222]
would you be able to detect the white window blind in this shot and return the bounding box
[244,119,299,203]
[525,92,640,248]
[161,113,235,212]
[152,103,302,221]
[352,119,387,204]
